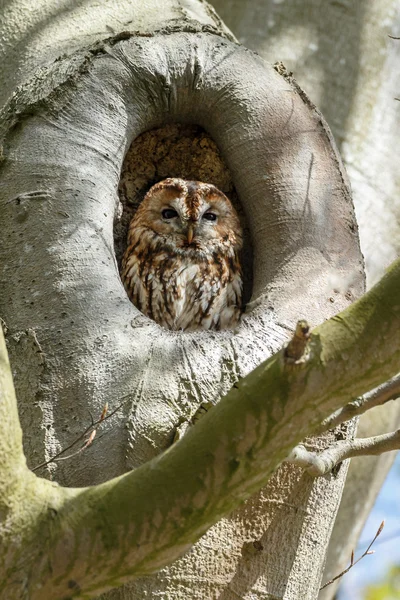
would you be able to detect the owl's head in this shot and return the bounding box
[133,178,243,255]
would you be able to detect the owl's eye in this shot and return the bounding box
[203,212,217,222]
[162,208,178,219]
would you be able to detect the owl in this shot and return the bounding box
[121,178,243,331]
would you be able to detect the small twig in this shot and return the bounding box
[49,429,99,464]
[47,442,94,463]
[320,521,385,590]
[318,372,400,434]
[358,526,400,548]
[388,35,400,39]
[32,400,124,472]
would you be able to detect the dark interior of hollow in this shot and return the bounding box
[115,123,253,309]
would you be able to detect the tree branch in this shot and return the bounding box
[32,401,125,472]
[288,429,400,476]
[317,373,400,433]
[1,258,400,598]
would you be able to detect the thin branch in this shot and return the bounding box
[317,372,400,434]
[31,400,125,472]
[320,521,385,590]
[359,527,400,548]
[288,429,400,476]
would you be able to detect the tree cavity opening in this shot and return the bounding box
[115,123,254,316]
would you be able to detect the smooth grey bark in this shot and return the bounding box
[209,1,400,595]
[0,1,365,598]
[210,0,400,286]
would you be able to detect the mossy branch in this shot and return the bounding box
[1,258,400,599]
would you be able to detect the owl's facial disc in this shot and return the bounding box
[135,178,242,254]
[158,199,217,246]
[182,209,221,247]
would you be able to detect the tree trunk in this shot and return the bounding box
[208,2,400,595]
[210,0,400,285]
[0,1,366,598]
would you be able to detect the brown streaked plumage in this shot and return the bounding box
[121,178,243,331]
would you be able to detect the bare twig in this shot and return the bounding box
[32,400,125,472]
[320,521,385,590]
[358,527,400,548]
[317,372,400,434]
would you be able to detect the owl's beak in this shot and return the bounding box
[187,224,194,244]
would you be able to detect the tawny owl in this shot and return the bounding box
[121,178,243,331]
